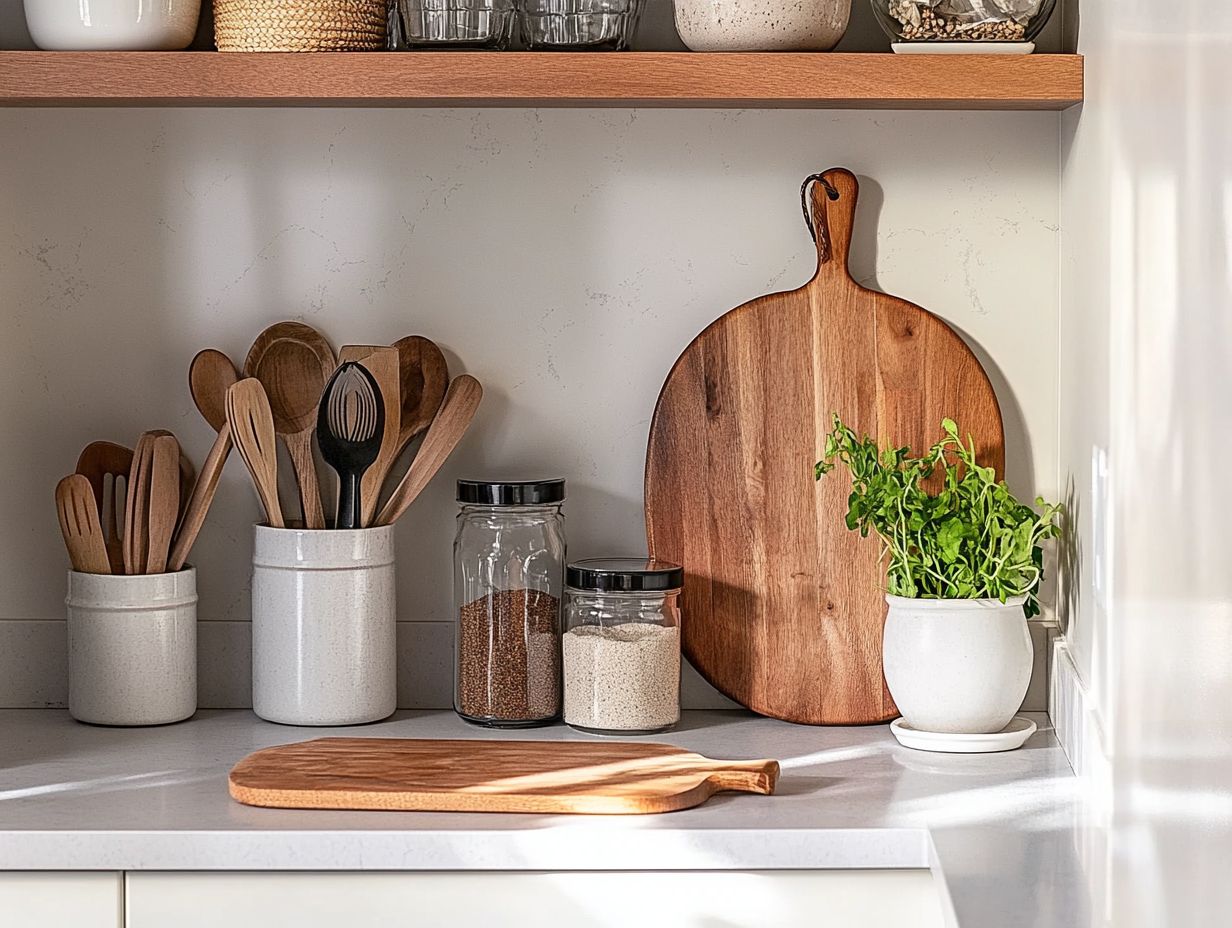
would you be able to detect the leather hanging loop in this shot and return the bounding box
[802,169,860,276]
[801,172,840,263]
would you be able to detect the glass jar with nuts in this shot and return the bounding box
[872,0,1057,51]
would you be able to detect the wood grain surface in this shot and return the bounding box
[229,738,779,815]
[644,168,1004,726]
[0,52,1082,110]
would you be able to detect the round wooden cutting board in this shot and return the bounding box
[644,168,1005,725]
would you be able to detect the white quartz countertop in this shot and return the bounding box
[0,709,1089,927]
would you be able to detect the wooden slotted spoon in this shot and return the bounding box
[55,474,111,575]
[75,441,133,574]
[226,378,284,529]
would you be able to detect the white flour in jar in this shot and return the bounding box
[563,623,680,732]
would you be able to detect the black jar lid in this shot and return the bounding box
[457,478,566,506]
[567,558,684,593]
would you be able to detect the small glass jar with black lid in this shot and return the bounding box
[454,479,565,728]
[563,558,683,735]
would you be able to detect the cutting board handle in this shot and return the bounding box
[801,167,859,284]
[705,758,781,795]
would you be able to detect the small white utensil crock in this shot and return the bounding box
[673,0,850,51]
[883,594,1032,734]
[65,568,197,726]
[251,524,396,726]
[23,0,201,50]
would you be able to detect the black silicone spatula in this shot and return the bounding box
[317,362,385,530]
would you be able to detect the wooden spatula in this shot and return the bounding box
[55,474,111,575]
[123,433,157,575]
[375,375,482,527]
[75,441,132,574]
[169,349,239,571]
[144,434,182,574]
[337,346,400,527]
[226,378,284,529]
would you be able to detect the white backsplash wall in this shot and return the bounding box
[0,107,1059,708]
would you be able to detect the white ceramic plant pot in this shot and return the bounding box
[23,0,201,50]
[251,525,396,726]
[883,594,1032,734]
[65,568,197,726]
[673,0,850,51]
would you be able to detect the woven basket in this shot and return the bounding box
[214,0,387,51]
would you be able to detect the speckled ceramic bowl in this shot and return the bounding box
[24,0,200,50]
[673,0,850,51]
[66,568,197,726]
[251,524,396,727]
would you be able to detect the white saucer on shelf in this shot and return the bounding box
[891,41,1035,55]
[890,716,1037,754]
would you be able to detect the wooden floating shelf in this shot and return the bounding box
[0,51,1082,109]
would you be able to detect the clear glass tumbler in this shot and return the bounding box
[391,0,517,48]
[517,0,645,50]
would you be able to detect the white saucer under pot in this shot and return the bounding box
[882,594,1033,735]
[891,41,1035,54]
[891,717,1037,754]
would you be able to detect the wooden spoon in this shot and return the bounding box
[55,474,111,575]
[226,378,284,529]
[145,434,182,574]
[169,349,239,571]
[375,375,483,527]
[75,441,133,574]
[392,336,449,452]
[244,322,335,530]
[337,346,400,527]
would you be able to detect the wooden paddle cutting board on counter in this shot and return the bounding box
[229,738,780,815]
[645,168,1004,726]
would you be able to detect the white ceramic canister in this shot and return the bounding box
[23,0,202,50]
[882,594,1032,734]
[251,524,396,726]
[673,0,850,51]
[66,568,197,726]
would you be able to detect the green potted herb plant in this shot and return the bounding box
[816,416,1062,736]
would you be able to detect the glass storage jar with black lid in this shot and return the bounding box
[454,479,565,728]
[563,558,683,735]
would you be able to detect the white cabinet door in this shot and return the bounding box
[0,872,122,928]
[127,871,943,928]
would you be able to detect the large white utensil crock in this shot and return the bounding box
[882,594,1032,734]
[24,0,201,50]
[66,568,197,726]
[251,524,396,726]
